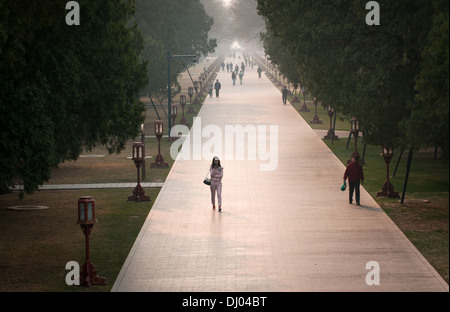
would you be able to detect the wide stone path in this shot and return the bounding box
[111,57,448,292]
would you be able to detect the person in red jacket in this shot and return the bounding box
[343,155,364,205]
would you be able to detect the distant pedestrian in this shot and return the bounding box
[208,81,213,97]
[343,155,364,205]
[214,79,221,97]
[226,63,230,73]
[257,66,262,78]
[231,71,236,86]
[282,86,288,104]
[238,70,244,84]
[210,156,223,212]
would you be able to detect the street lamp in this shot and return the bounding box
[187,87,196,114]
[77,196,107,286]
[188,86,194,104]
[310,97,322,124]
[324,105,338,140]
[299,85,309,111]
[168,105,179,142]
[170,104,178,127]
[377,147,400,198]
[151,120,168,168]
[140,123,146,180]
[193,81,200,105]
[350,117,360,161]
[179,95,189,127]
[167,52,196,138]
[199,78,204,97]
[128,142,151,202]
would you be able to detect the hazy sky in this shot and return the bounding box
[200,0,266,54]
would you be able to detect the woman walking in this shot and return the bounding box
[210,156,223,212]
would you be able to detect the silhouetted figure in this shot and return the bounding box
[282,86,288,104]
[214,79,221,97]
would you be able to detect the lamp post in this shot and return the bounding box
[188,86,193,104]
[324,105,338,140]
[168,105,179,142]
[140,123,145,180]
[199,78,204,97]
[179,95,189,126]
[77,196,107,286]
[310,97,322,124]
[193,81,200,104]
[151,120,168,168]
[167,52,196,138]
[187,87,196,114]
[350,117,360,161]
[291,85,300,104]
[377,147,400,198]
[128,142,151,201]
[299,85,309,111]
[170,104,178,127]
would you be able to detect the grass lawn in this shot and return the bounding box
[0,188,159,292]
[0,58,217,292]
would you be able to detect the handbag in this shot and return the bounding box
[203,168,211,185]
[341,181,347,191]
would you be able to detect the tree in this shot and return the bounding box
[0,0,148,196]
[260,30,301,90]
[408,0,449,160]
[134,0,217,98]
[257,0,443,153]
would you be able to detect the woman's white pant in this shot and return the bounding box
[210,182,222,206]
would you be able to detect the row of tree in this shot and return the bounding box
[134,0,216,97]
[257,0,448,161]
[0,0,216,196]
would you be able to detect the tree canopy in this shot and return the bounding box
[134,0,217,97]
[257,0,448,159]
[0,0,216,196]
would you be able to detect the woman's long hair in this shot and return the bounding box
[211,157,221,168]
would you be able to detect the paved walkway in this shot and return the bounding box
[111,57,448,292]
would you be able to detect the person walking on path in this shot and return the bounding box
[238,70,244,85]
[210,156,223,212]
[208,81,213,97]
[231,71,237,86]
[214,79,221,97]
[343,155,364,205]
[257,66,262,78]
[282,86,288,104]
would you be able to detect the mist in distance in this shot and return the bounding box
[200,0,266,55]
